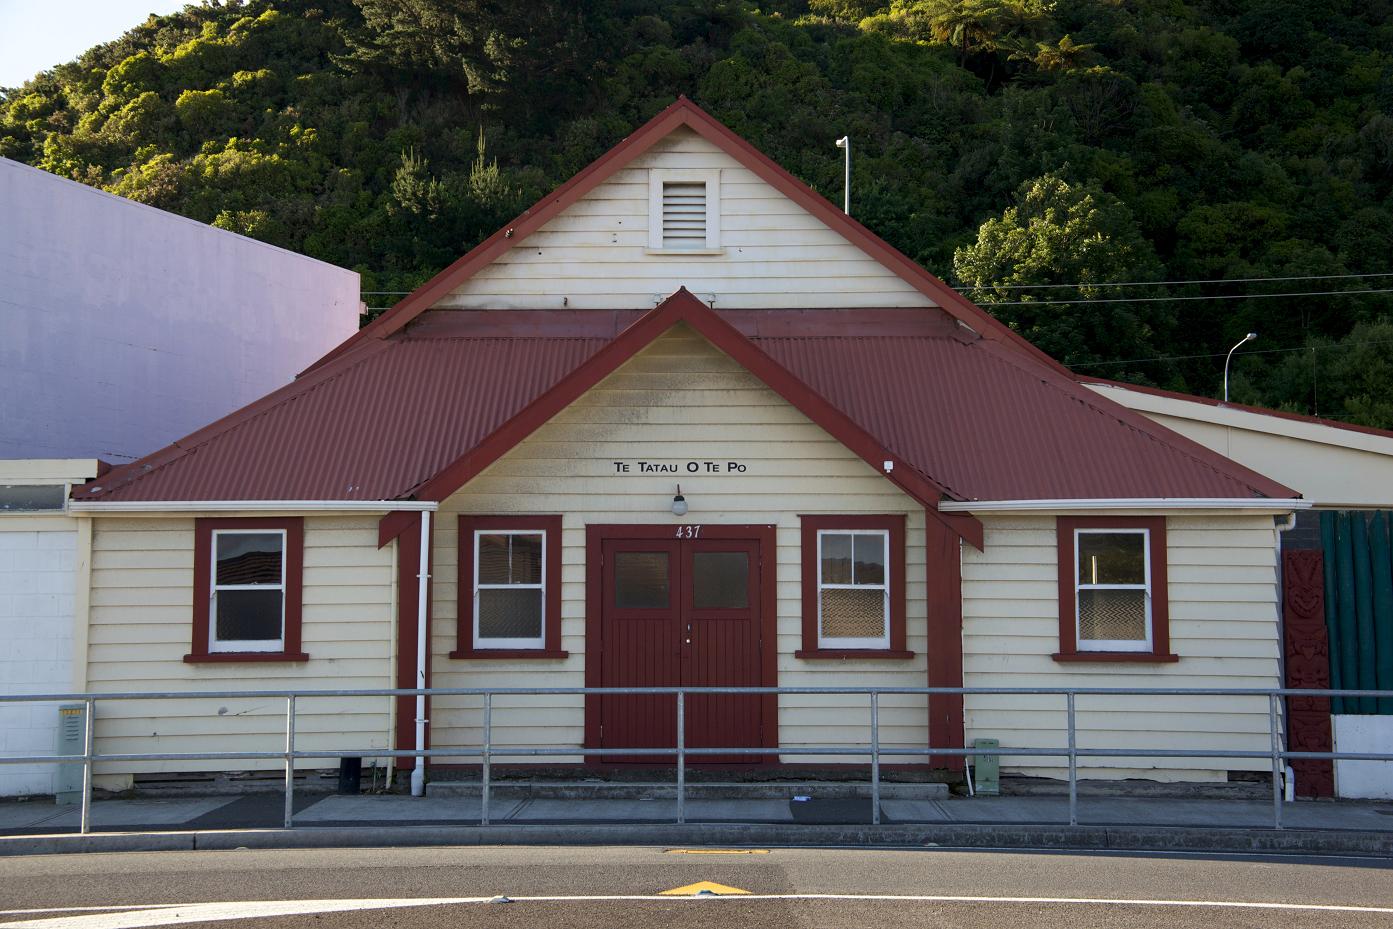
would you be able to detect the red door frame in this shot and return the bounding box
[584,523,779,763]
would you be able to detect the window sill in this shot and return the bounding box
[184,651,310,664]
[795,649,916,660]
[449,649,570,660]
[1052,651,1179,664]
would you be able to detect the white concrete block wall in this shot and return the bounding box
[0,529,76,796]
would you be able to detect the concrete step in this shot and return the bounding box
[424,780,949,801]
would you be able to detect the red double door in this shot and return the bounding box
[594,530,770,764]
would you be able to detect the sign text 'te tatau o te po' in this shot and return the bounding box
[613,461,747,474]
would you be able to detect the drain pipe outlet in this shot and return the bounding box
[411,510,431,798]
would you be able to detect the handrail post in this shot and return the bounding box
[1269,691,1283,830]
[1067,691,1077,827]
[676,691,685,825]
[80,697,94,835]
[481,692,492,826]
[871,691,880,825]
[284,695,296,829]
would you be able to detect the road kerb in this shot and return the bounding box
[2,822,1392,858]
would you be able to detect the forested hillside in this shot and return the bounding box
[5,0,1393,424]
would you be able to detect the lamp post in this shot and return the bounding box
[835,136,850,214]
[1223,332,1258,402]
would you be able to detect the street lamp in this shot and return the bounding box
[1223,332,1257,402]
[835,136,850,215]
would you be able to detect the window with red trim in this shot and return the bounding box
[453,515,566,658]
[187,517,307,663]
[1054,516,1177,663]
[797,515,913,659]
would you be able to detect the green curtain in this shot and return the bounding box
[1319,510,1393,714]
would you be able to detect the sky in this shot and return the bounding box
[0,0,188,88]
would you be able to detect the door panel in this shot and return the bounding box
[600,539,680,764]
[682,539,762,764]
[597,532,765,765]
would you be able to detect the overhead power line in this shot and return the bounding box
[365,273,1393,301]
[1071,339,1393,370]
[955,270,1393,290]
[976,287,1393,307]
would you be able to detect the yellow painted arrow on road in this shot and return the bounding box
[658,881,752,896]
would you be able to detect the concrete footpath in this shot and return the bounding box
[0,791,1390,857]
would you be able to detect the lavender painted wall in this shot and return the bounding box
[0,157,360,462]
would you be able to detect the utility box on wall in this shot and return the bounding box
[973,738,1000,795]
[55,704,85,805]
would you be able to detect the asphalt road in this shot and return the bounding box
[1,845,1392,929]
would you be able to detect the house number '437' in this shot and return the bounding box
[675,525,702,539]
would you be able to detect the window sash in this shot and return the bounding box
[473,530,546,649]
[209,529,286,653]
[1074,528,1152,652]
[816,529,890,649]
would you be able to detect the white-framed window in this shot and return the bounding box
[816,529,890,649]
[210,529,287,653]
[647,168,722,252]
[473,530,546,649]
[1074,528,1152,652]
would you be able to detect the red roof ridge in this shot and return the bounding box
[973,340,1298,499]
[73,336,397,502]
[302,97,1069,378]
[1080,374,1393,443]
[395,288,985,548]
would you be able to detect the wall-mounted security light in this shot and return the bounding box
[672,485,688,517]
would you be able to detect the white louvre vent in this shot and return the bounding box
[661,181,707,249]
[648,169,721,252]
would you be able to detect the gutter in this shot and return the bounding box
[939,498,1312,513]
[69,500,440,513]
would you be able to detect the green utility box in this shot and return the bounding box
[972,738,1000,795]
[55,704,86,805]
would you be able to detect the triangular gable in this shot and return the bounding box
[309,97,1068,378]
[378,288,985,550]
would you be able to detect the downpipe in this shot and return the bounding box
[411,510,431,797]
[1275,509,1298,804]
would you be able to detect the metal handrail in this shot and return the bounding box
[2,685,1389,834]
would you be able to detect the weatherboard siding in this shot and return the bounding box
[431,325,932,764]
[962,514,1281,780]
[434,127,936,311]
[85,516,395,777]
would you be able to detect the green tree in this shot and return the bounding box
[4,0,1393,424]
[954,172,1168,373]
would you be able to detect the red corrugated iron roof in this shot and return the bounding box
[78,334,607,502]
[76,297,1296,509]
[758,336,1290,501]
[1081,375,1393,443]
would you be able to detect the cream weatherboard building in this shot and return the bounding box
[63,99,1311,792]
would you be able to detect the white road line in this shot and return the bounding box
[0,899,491,929]
[0,910,172,918]
[5,893,1393,929]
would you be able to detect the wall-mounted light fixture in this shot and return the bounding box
[671,485,688,517]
